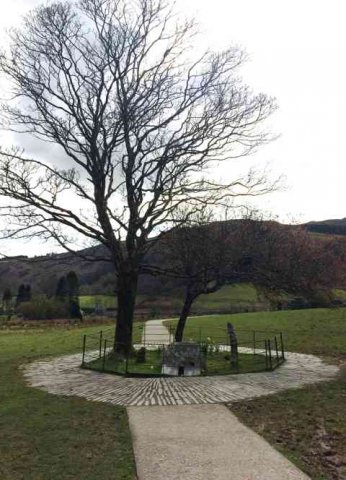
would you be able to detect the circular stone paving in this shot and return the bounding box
[22,350,339,406]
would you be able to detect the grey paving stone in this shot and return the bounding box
[22,348,339,406]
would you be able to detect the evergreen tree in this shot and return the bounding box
[24,284,32,302]
[2,288,12,314]
[16,284,26,305]
[66,271,79,305]
[66,271,82,320]
[55,276,67,301]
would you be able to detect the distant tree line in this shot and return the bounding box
[1,271,82,320]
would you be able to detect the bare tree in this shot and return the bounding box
[242,220,345,298]
[164,212,248,341]
[166,215,345,341]
[0,0,276,351]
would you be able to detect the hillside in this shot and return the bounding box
[0,218,345,299]
[305,218,346,235]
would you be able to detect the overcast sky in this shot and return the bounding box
[0,0,345,256]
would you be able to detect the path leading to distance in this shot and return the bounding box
[141,318,172,345]
[22,319,339,480]
[128,404,310,480]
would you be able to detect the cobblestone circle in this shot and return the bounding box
[22,350,339,407]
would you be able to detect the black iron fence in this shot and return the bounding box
[81,326,285,376]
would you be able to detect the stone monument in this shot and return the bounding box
[162,342,201,376]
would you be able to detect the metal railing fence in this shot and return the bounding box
[81,326,285,376]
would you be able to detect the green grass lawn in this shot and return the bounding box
[164,308,346,358]
[80,285,346,316]
[166,308,346,480]
[79,283,266,313]
[193,283,263,311]
[0,324,136,480]
[80,295,117,309]
[87,348,164,375]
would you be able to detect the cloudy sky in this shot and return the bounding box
[0,0,345,256]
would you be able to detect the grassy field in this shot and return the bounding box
[79,283,265,313]
[79,286,345,317]
[0,323,136,480]
[164,308,346,358]
[193,283,263,312]
[80,295,117,309]
[165,308,346,480]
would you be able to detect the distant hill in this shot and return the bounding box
[0,218,345,297]
[305,218,346,236]
[0,244,177,298]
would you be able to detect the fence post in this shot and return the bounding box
[125,351,129,375]
[253,331,256,355]
[82,334,86,366]
[99,330,103,358]
[268,339,273,370]
[274,336,279,363]
[279,332,285,360]
[264,340,268,370]
[102,339,107,372]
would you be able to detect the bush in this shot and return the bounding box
[17,297,69,320]
[136,347,146,363]
[309,290,334,308]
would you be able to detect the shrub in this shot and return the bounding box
[136,347,146,363]
[17,297,69,320]
[309,290,334,308]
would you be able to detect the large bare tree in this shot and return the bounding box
[0,0,276,351]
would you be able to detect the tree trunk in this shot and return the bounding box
[175,293,195,342]
[114,261,139,355]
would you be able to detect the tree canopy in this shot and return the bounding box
[0,0,276,349]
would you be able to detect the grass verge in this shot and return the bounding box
[0,324,137,480]
[164,308,346,358]
[229,370,346,480]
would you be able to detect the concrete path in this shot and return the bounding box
[141,318,173,345]
[128,404,310,480]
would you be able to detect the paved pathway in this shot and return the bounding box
[128,404,310,480]
[141,318,172,345]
